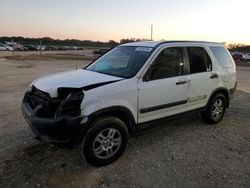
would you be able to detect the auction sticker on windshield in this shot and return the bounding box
[135,47,153,52]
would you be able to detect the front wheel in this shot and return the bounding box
[201,93,226,124]
[82,117,128,166]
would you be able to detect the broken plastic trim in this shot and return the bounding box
[27,80,121,119]
[55,81,121,118]
[55,91,84,118]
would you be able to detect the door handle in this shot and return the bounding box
[176,80,187,85]
[210,73,218,79]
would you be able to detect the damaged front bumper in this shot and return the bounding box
[21,88,84,143]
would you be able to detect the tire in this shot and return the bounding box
[82,117,129,166]
[201,93,226,124]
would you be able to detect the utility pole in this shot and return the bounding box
[151,24,153,41]
[12,39,14,56]
[76,25,79,70]
[77,26,79,41]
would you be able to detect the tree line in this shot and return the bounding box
[227,43,250,52]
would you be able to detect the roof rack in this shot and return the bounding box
[154,40,222,48]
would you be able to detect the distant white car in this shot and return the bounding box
[36,45,46,51]
[244,53,250,61]
[0,43,13,51]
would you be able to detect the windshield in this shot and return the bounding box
[86,46,153,78]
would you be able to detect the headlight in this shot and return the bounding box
[55,91,84,118]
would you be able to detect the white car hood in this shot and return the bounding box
[31,69,123,98]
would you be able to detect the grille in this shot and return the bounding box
[25,87,83,118]
[27,87,61,118]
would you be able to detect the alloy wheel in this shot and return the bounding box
[92,128,122,159]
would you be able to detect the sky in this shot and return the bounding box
[0,0,249,44]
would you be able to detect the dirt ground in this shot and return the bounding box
[0,58,249,188]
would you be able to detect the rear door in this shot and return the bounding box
[185,46,219,111]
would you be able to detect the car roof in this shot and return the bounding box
[120,40,224,48]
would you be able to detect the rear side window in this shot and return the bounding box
[187,47,212,74]
[210,47,233,68]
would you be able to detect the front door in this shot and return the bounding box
[138,47,188,123]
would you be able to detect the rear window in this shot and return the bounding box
[210,47,233,68]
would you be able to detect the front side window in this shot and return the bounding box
[86,46,153,78]
[145,47,184,81]
[187,47,212,74]
[210,47,233,68]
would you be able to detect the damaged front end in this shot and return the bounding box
[22,86,84,143]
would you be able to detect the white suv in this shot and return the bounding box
[22,41,237,166]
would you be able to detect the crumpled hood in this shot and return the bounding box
[31,69,123,98]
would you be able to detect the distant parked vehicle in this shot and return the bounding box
[47,46,58,51]
[72,46,81,50]
[78,47,85,50]
[93,48,110,55]
[5,42,24,51]
[36,45,47,51]
[57,46,67,50]
[23,45,38,51]
[231,52,245,61]
[243,53,250,61]
[0,43,13,51]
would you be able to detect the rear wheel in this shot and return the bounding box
[201,93,226,124]
[82,117,128,166]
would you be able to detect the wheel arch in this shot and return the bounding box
[77,106,137,143]
[206,87,230,109]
